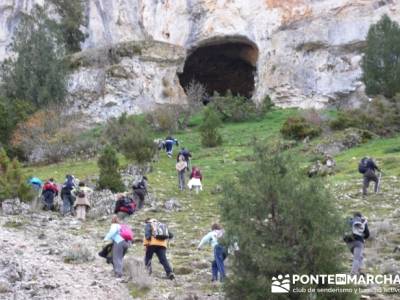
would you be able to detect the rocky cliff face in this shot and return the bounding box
[1,0,399,121]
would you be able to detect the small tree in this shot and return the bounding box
[104,114,156,164]
[97,145,125,192]
[1,6,67,108]
[362,14,400,98]
[220,142,351,300]
[50,0,87,53]
[0,148,35,202]
[199,107,223,147]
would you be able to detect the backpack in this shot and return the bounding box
[43,182,55,192]
[120,224,133,241]
[118,197,136,215]
[343,216,366,243]
[358,158,368,174]
[77,189,85,198]
[151,221,169,240]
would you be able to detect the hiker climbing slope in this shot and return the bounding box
[143,218,175,280]
[343,212,369,275]
[359,157,381,196]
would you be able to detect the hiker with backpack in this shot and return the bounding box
[73,182,93,221]
[132,176,148,210]
[143,218,175,280]
[164,136,179,158]
[28,176,43,192]
[176,147,192,171]
[61,175,76,216]
[359,157,381,196]
[188,166,203,193]
[104,215,133,278]
[42,178,58,211]
[114,193,136,219]
[343,212,370,275]
[176,155,187,191]
[197,223,227,282]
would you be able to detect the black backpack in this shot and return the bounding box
[358,158,368,174]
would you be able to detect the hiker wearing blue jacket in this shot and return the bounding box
[197,223,227,282]
[164,136,178,158]
[104,215,131,278]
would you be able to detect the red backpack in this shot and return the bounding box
[120,224,133,241]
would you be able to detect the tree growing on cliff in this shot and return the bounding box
[50,0,87,53]
[1,5,67,109]
[220,142,353,300]
[362,14,400,98]
[97,145,125,193]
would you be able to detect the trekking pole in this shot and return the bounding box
[377,172,382,193]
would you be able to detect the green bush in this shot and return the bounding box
[210,91,262,122]
[220,142,352,300]
[329,96,400,136]
[145,105,179,132]
[0,148,35,202]
[199,107,223,147]
[97,145,125,192]
[105,113,155,164]
[281,116,322,140]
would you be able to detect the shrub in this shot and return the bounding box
[10,108,99,163]
[97,145,125,192]
[362,15,400,98]
[199,107,223,147]
[63,242,94,264]
[220,142,351,299]
[105,114,156,164]
[281,116,322,140]
[329,96,400,136]
[0,148,35,202]
[145,105,179,132]
[210,91,260,122]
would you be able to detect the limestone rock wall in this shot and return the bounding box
[1,0,399,121]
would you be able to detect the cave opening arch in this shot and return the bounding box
[178,36,259,99]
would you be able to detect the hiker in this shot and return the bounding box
[132,176,148,210]
[143,218,175,280]
[188,166,203,193]
[73,182,93,221]
[29,177,43,192]
[165,136,179,158]
[197,223,227,282]
[359,157,381,196]
[176,147,192,171]
[176,155,187,191]
[42,178,58,211]
[104,215,132,278]
[61,175,76,216]
[114,193,136,219]
[343,212,369,275]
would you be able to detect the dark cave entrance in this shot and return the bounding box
[178,39,258,98]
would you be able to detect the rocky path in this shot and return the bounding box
[335,176,400,300]
[0,192,225,300]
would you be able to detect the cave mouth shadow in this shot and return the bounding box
[178,39,259,99]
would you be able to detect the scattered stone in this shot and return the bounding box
[1,199,30,215]
[0,280,11,293]
[164,198,181,211]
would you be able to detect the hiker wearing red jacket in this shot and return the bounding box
[188,166,203,193]
[42,178,58,211]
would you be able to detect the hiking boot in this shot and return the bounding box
[168,273,175,280]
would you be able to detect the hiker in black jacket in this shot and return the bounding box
[362,158,381,196]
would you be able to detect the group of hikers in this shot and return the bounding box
[29,175,93,220]
[102,215,228,282]
[29,138,383,281]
